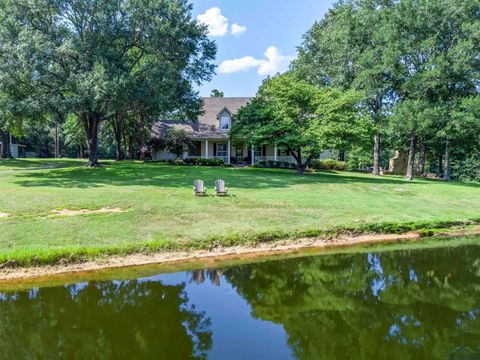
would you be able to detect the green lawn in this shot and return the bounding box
[0,159,480,264]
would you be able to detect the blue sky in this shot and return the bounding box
[191,0,336,97]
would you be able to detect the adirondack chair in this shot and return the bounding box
[215,179,229,196]
[193,180,207,196]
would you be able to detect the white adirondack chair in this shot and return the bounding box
[215,180,229,196]
[193,180,207,196]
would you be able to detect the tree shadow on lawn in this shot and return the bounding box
[12,161,472,190]
[0,159,85,170]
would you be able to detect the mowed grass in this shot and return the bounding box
[0,158,480,264]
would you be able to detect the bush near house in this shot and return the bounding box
[182,158,225,166]
[311,159,347,171]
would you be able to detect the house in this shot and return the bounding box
[152,97,332,165]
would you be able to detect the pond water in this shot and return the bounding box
[1,239,480,359]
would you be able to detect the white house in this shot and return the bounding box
[152,97,333,165]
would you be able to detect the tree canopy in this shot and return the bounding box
[0,0,216,166]
[232,73,365,173]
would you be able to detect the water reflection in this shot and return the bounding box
[0,280,212,359]
[223,245,480,359]
[1,242,480,359]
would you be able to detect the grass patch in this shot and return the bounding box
[1,159,480,267]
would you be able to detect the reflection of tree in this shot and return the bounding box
[189,269,224,286]
[0,280,212,359]
[224,246,480,359]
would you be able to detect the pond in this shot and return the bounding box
[1,237,480,359]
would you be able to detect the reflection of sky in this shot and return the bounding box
[141,272,293,360]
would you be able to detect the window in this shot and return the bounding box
[220,115,230,131]
[254,146,265,158]
[217,143,227,157]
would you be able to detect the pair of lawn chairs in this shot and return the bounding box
[194,179,228,196]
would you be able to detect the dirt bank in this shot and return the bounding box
[1,227,479,283]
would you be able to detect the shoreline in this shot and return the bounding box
[2,227,480,284]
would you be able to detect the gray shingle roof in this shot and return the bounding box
[153,97,251,140]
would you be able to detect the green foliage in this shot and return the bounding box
[232,73,364,174]
[210,89,224,97]
[0,0,216,165]
[453,154,480,183]
[183,158,225,167]
[165,128,196,158]
[310,159,347,171]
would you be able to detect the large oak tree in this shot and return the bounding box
[0,0,216,166]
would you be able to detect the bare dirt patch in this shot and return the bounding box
[52,207,125,216]
[0,212,10,218]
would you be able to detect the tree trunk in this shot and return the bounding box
[0,131,12,159]
[417,141,426,175]
[444,136,451,181]
[438,154,443,177]
[54,123,60,159]
[83,113,101,167]
[79,143,84,159]
[111,117,124,161]
[290,147,310,174]
[139,112,146,161]
[405,130,417,181]
[372,132,381,176]
[338,150,345,162]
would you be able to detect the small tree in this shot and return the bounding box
[165,128,195,159]
[210,89,224,98]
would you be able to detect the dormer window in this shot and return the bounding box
[220,113,231,131]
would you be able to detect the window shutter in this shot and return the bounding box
[262,145,267,157]
[213,143,217,156]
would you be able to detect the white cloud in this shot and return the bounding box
[197,7,247,37]
[231,23,247,36]
[219,56,263,74]
[197,7,228,37]
[219,46,296,76]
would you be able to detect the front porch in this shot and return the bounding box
[185,140,296,165]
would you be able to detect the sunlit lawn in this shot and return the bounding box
[1,159,480,259]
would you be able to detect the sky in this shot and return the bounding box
[191,0,336,97]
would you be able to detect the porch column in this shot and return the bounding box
[227,140,231,164]
[205,140,209,159]
[274,143,278,162]
[251,144,255,165]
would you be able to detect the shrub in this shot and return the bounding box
[311,159,347,171]
[173,158,185,166]
[184,158,224,167]
[267,160,275,167]
[452,154,480,183]
[258,160,267,167]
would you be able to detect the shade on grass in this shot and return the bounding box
[0,159,479,263]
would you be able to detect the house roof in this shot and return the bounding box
[153,97,251,140]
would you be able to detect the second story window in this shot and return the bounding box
[220,115,230,131]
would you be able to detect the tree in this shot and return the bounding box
[232,73,364,174]
[210,89,224,98]
[165,128,195,159]
[0,280,212,359]
[0,0,216,167]
[293,0,397,176]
